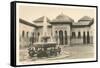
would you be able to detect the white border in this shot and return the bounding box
[16,2,97,65]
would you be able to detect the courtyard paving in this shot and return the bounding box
[19,44,96,64]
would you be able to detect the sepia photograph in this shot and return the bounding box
[11,1,97,66]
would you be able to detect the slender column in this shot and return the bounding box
[58,30,60,45]
[67,36,70,46]
[67,31,70,46]
[63,30,65,45]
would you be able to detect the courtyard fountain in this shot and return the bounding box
[33,16,57,54]
[29,16,69,59]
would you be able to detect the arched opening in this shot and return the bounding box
[29,32,35,43]
[55,31,57,34]
[78,32,81,38]
[59,30,63,45]
[32,32,35,43]
[26,32,29,38]
[22,30,24,37]
[72,32,76,38]
[83,32,86,44]
[38,32,40,37]
[37,32,40,41]
[65,31,67,45]
[87,31,90,44]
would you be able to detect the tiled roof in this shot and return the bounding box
[72,16,94,26]
[35,23,52,27]
[78,16,92,21]
[19,18,37,27]
[33,16,50,22]
[20,18,51,28]
[20,15,94,28]
[73,21,91,25]
[51,13,74,23]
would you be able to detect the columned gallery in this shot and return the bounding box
[19,13,94,47]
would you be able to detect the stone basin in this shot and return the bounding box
[33,42,57,48]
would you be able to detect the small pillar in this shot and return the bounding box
[67,36,70,46]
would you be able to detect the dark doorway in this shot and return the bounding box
[59,30,63,45]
